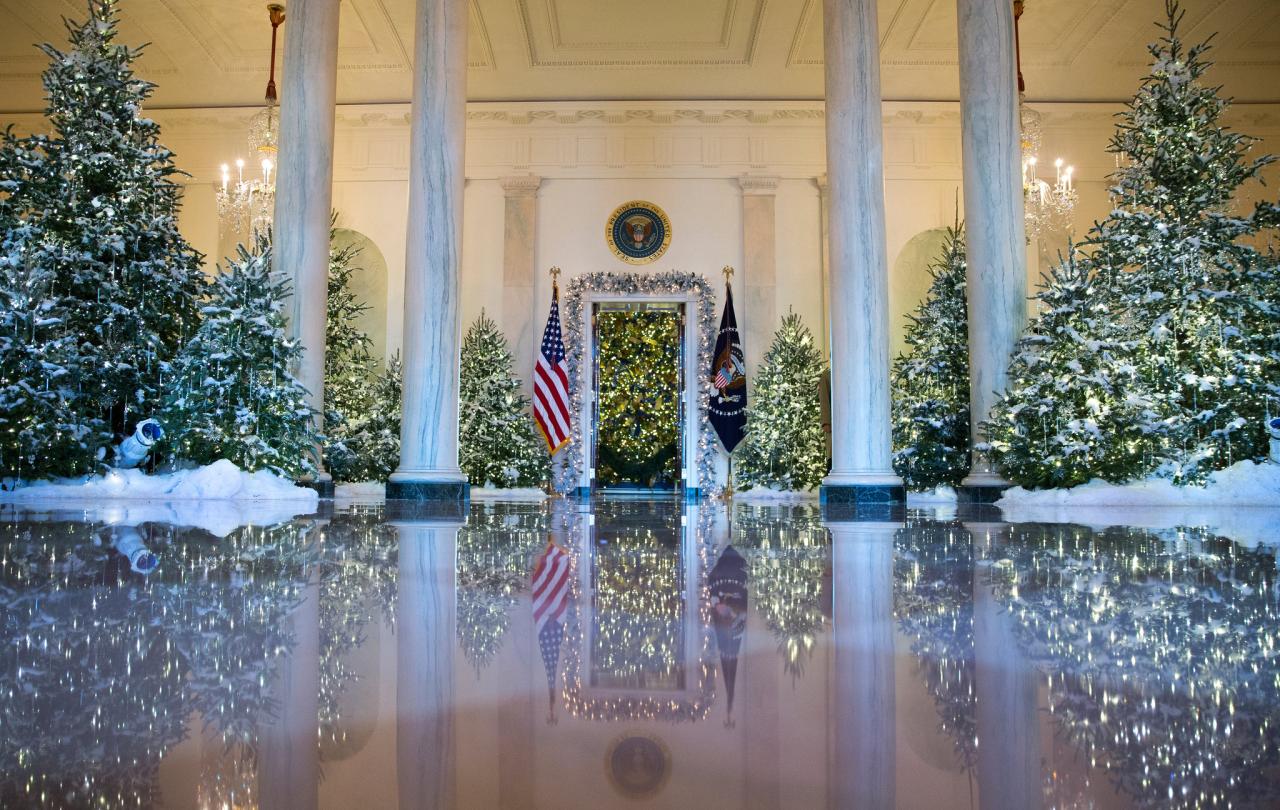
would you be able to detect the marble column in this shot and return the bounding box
[397,523,458,810]
[389,0,469,501]
[829,521,897,808]
[259,573,320,810]
[820,0,904,505]
[500,175,542,397]
[737,175,779,375]
[957,0,1028,498]
[815,174,831,362]
[274,0,340,495]
[971,522,1041,810]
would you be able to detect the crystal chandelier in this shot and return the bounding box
[1014,0,1078,240]
[216,4,285,243]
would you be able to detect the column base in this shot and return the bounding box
[819,483,905,505]
[300,476,335,499]
[386,476,470,503]
[956,484,1011,505]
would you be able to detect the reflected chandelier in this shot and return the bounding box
[1015,0,1078,240]
[216,4,285,242]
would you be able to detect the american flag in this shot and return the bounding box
[532,540,572,718]
[534,285,571,453]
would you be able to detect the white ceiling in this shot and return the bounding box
[0,0,1278,112]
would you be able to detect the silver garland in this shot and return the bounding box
[554,270,721,496]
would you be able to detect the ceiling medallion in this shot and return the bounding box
[606,200,672,265]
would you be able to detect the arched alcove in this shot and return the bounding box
[890,227,951,359]
[331,228,390,363]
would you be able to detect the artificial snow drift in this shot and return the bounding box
[997,461,1280,549]
[732,487,819,503]
[0,459,317,504]
[997,460,1280,508]
[471,486,548,501]
[0,460,318,537]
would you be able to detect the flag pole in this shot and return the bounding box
[722,266,736,498]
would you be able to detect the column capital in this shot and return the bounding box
[815,173,829,197]
[737,174,780,196]
[500,174,543,198]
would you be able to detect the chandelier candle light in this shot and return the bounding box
[1014,0,1078,240]
[216,4,285,241]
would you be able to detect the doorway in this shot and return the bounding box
[591,301,685,492]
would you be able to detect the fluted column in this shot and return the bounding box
[389,0,469,501]
[737,175,779,375]
[830,522,897,808]
[397,523,458,810]
[820,0,903,504]
[274,0,340,491]
[957,0,1028,495]
[500,175,542,397]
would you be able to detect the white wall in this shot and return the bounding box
[7,98,1279,377]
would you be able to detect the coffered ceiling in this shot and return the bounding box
[0,0,1277,112]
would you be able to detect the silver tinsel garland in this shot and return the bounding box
[554,271,721,496]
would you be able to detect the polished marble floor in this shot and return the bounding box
[1,497,1279,809]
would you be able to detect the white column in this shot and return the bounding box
[274,0,340,481]
[737,174,779,375]
[957,0,1028,488]
[259,574,320,810]
[821,0,902,498]
[830,522,897,808]
[971,522,1041,810]
[390,0,469,497]
[397,524,458,810]
[500,175,542,397]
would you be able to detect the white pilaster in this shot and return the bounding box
[500,175,542,396]
[957,0,1028,487]
[737,174,779,376]
[392,0,469,491]
[274,0,340,477]
[821,0,902,493]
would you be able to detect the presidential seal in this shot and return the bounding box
[606,200,671,265]
[604,732,671,799]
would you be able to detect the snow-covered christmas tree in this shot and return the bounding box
[3,1,205,466]
[326,352,403,483]
[163,239,319,478]
[734,313,829,491]
[990,0,1280,488]
[986,249,1148,488]
[458,313,549,488]
[321,232,383,482]
[890,223,971,491]
[1087,0,1280,484]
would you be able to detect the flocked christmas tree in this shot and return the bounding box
[162,239,318,478]
[458,312,549,488]
[0,149,107,481]
[1,1,205,470]
[890,222,971,491]
[986,249,1148,488]
[734,312,829,491]
[322,231,402,482]
[989,0,1279,487]
[1089,0,1279,483]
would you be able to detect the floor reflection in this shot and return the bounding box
[1,500,1278,808]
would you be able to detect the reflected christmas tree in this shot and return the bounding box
[733,505,831,679]
[893,519,978,773]
[990,523,1280,808]
[454,504,547,673]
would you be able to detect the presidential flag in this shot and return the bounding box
[534,284,571,453]
[709,282,748,452]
